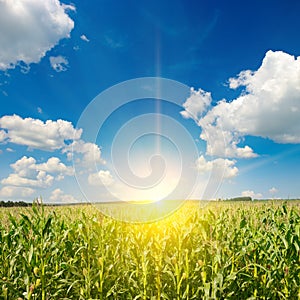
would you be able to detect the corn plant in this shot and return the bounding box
[1,200,300,299]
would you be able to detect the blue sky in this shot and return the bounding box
[0,0,300,203]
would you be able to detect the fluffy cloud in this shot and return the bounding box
[241,190,262,199]
[36,157,74,177]
[180,88,212,121]
[49,55,69,72]
[88,170,114,186]
[10,156,37,177]
[199,115,258,158]
[183,50,300,158]
[0,114,82,151]
[0,186,35,198]
[195,155,238,179]
[2,156,53,188]
[1,155,73,189]
[0,130,7,142]
[67,140,104,167]
[0,0,74,71]
[2,172,53,188]
[227,50,300,144]
[49,188,77,203]
[0,114,104,174]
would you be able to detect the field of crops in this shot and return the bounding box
[1,200,300,299]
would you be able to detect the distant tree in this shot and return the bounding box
[0,200,31,207]
[229,196,252,202]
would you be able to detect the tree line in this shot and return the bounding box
[0,200,31,207]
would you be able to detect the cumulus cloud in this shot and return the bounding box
[1,155,73,189]
[0,0,75,71]
[36,157,74,177]
[0,130,7,142]
[0,114,82,151]
[180,88,212,121]
[66,140,104,167]
[199,112,258,158]
[0,186,35,198]
[49,188,77,203]
[0,115,105,173]
[88,170,114,186]
[49,55,69,72]
[227,50,300,143]
[185,50,300,158]
[2,171,53,188]
[2,156,53,188]
[195,155,238,179]
[241,190,262,199]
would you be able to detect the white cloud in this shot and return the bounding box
[0,130,7,142]
[1,155,73,189]
[80,34,90,42]
[49,55,69,72]
[0,0,75,71]
[199,114,258,158]
[0,114,82,151]
[180,88,212,121]
[0,186,35,198]
[269,187,279,195]
[67,140,104,167]
[10,156,36,174]
[195,155,238,179]
[2,155,54,188]
[49,188,77,203]
[241,190,262,199]
[61,4,76,11]
[36,157,74,177]
[0,115,105,174]
[228,50,300,143]
[2,171,53,188]
[195,50,300,158]
[37,107,43,114]
[88,170,114,186]
[229,70,254,89]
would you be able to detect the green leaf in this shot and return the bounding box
[43,216,52,237]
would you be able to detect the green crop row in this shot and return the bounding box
[1,201,300,299]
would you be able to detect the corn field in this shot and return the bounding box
[1,201,300,299]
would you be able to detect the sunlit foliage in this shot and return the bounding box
[0,201,300,299]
